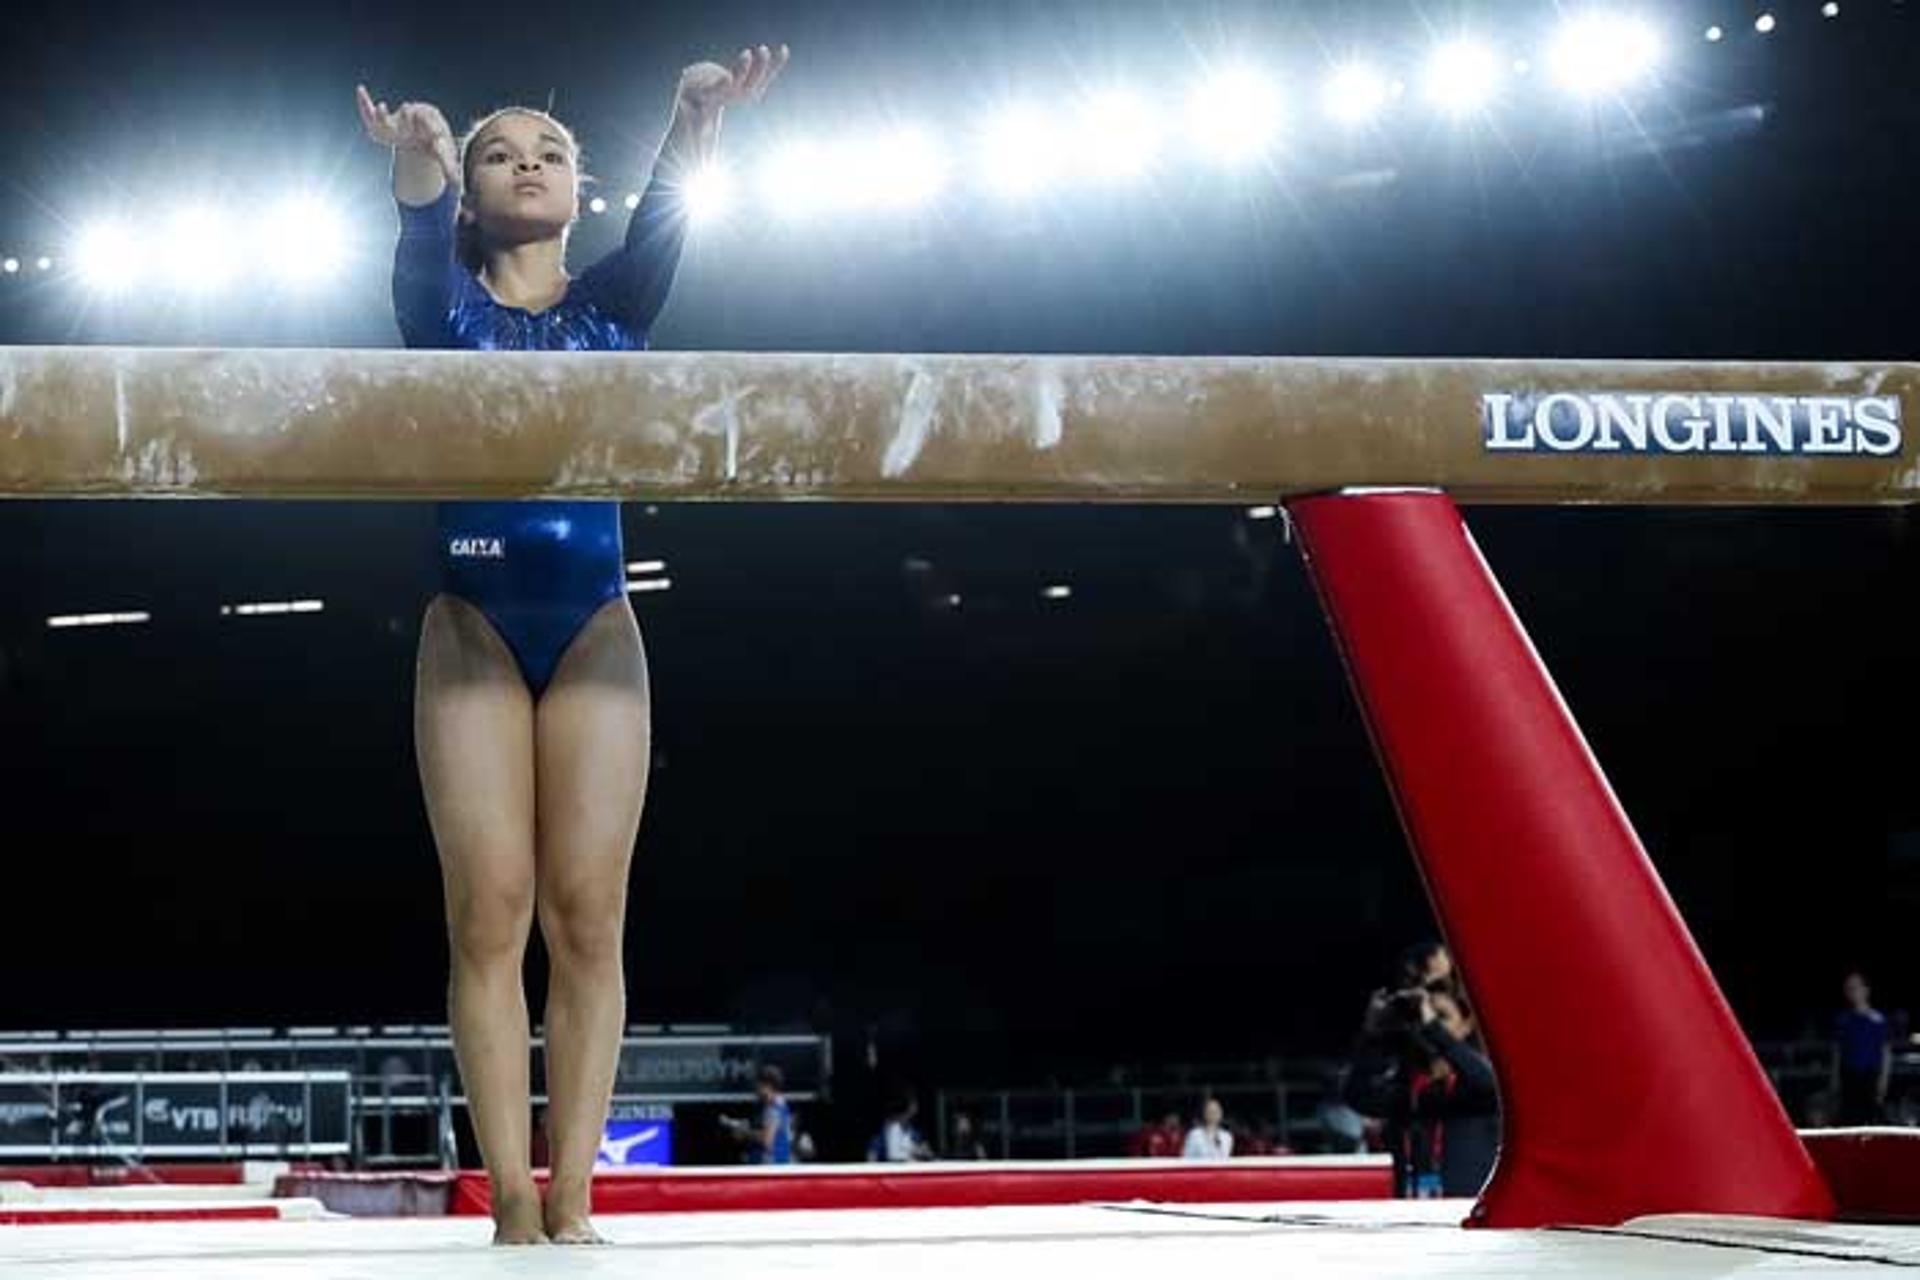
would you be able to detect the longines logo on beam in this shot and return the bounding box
[1482,392,1903,457]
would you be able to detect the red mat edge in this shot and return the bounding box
[0,1205,285,1226]
[448,1159,1395,1216]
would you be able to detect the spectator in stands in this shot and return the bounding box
[1183,1097,1234,1160]
[1236,1118,1282,1157]
[872,1093,934,1162]
[722,1064,795,1163]
[753,1065,796,1164]
[947,1109,990,1160]
[1130,1110,1185,1158]
[1834,971,1892,1125]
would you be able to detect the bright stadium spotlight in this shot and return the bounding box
[624,192,641,210]
[36,256,53,271]
[163,205,239,293]
[1705,25,1724,42]
[1323,62,1393,125]
[588,195,608,214]
[683,164,734,224]
[259,197,349,288]
[2,258,17,274]
[1755,13,1776,34]
[1547,13,1664,97]
[839,129,949,210]
[978,105,1061,197]
[1423,39,1502,116]
[762,141,833,217]
[1074,89,1163,178]
[1822,2,1839,16]
[73,220,138,293]
[1185,65,1283,164]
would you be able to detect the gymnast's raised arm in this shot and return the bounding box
[356,85,465,347]
[572,44,790,333]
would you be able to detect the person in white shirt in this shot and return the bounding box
[1183,1097,1234,1160]
[873,1094,935,1162]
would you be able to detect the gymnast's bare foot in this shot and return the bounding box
[491,1184,549,1245]
[544,1179,609,1245]
[546,1215,610,1245]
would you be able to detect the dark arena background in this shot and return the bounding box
[0,0,1917,1273]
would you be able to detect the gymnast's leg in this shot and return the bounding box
[415,593,545,1245]
[533,596,652,1244]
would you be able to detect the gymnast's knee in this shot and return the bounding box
[537,888,625,971]
[446,875,536,969]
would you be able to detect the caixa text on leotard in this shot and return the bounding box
[1481,392,1903,456]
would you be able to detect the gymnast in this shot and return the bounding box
[355,43,787,1244]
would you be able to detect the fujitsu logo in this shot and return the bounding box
[448,537,505,559]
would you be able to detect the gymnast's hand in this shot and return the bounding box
[678,44,790,119]
[355,84,461,191]
[665,44,788,167]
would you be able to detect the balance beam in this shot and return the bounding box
[1,347,1912,503]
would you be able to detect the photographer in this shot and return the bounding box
[1347,948,1499,1198]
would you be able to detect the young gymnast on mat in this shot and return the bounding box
[356,42,788,1244]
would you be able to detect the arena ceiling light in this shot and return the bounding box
[1423,39,1503,116]
[848,129,949,209]
[1322,62,1394,126]
[1186,66,1284,164]
[682,164,734,224]
[73,221,138,293]
[163,205,238,294]
[219,599,324,616]
[46,611,150,628]
[1547,13,1665,97]
[762,142,837,217]
[1073,90,1163,178]
[978,105,1060,198]
[764,133,947,216]
[259,197,349,288]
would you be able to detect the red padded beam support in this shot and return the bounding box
[1289,490,1833,1228]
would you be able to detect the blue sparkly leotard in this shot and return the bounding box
[391,175,686,694]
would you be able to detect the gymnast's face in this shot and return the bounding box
[461,111,580,244]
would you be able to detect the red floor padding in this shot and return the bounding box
[449,1157,1394,1216]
